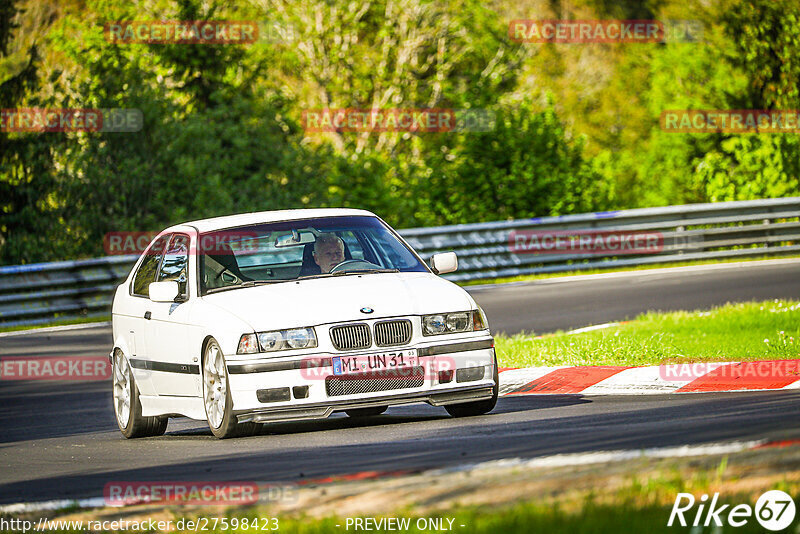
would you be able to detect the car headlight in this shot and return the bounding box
[257,331,282,351]
[423,314,446,335]
[286,328,315,349]
[446,312,470,332]
[422,310,488,336]
[238,327,318,354]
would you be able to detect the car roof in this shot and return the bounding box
[167,208,378,233]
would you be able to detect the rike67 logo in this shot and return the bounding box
[668,490,796,531]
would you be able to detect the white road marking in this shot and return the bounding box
[565,322,620,335]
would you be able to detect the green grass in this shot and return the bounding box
[166,458,796,534]
[494,299,800,368]
[457,254,800,287]
[6,454,798,533]
[164,466,796,534]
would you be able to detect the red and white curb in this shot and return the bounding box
[499,360,800,395]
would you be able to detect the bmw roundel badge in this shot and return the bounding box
[360,307,374,314]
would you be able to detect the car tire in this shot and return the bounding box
[112,349,168,438]
[444,353,499,418]
[345,406,388,418]
[202,338,260,439]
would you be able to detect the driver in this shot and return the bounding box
[313,234,345,273]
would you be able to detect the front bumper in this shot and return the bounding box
[227,337,496,423]
[236,383,495,423]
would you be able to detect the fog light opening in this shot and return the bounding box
[438,370,454,384]
[256,387,291,403]
[456,366,485,383]
[292,385,309,399]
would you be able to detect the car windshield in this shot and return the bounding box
[199,215,428,294]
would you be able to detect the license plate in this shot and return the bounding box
[332,349,418,376]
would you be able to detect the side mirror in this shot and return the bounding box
[149,281,180,303]
[430,252,458,275]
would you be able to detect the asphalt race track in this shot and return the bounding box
[1,260,799,505]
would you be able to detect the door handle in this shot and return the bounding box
[144,311,152,320]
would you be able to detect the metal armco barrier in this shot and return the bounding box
[1,197,798,327]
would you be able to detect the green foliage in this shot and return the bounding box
[0,0,62,263]
[35,0,336,257]
[689,0,800,203]
[423,100,611,224]
[696,134,800,201]
[719,0,800,109]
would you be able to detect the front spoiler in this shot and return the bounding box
[235,384,494,424]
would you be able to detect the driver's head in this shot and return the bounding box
[313,234,345,273]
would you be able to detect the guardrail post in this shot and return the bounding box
[763,218,771,248]
[675,225,686,255]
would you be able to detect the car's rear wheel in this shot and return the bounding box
[113,350,168,438]
[345,406,388,418]
[203,339,259,439]
[445,353,499,418]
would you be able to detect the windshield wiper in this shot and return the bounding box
[297,268,399,281]
[240,280,287,287]
[330,268,400,276]
[206,280,286,294]
[297,273,335,281]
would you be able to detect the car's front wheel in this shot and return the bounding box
[444,353,499,418]
[112,350,168,438]
[202,338,259,439]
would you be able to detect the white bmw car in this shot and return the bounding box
[110,209,498,438]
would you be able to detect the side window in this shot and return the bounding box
[158,234,190,298]
[131,235,169,297]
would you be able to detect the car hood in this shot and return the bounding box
[200,272,474,331]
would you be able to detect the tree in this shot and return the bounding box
[691,0,800,202]
[45,0,332,257]
[719,0,800,110]
[423,99,610,224]
[0,0,61,264]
